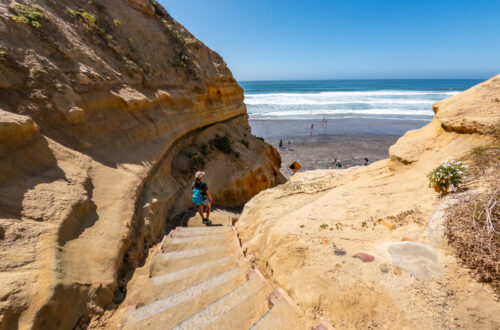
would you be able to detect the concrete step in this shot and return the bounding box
[124,266,246,330]
[171,228,233,238]
[174,225,231,234]
[149,256,239,299]
[161,233,232,253]
[185,210,236,227]
[251,297,305,330]
[172,271,273,330]
[150,244,234,276]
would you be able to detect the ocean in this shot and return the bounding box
[241,79,481,137]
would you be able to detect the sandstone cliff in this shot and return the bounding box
[0,1,283,329]
[236,75,500,328]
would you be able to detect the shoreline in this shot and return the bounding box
[265,134,399,178]
[249,118,413,177]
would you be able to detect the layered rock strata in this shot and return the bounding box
[0,1,282,329]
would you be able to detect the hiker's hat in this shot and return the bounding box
[195,171,205,180]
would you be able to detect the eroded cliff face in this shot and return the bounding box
[236,75,500,328]
[0,1,283,329]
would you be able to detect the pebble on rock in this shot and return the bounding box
[334,249,346,256]
[379,263,389,273]
[353,253,375,262]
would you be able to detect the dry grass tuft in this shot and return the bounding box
[446,145,500,295]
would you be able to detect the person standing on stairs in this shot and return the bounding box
[192,171,213,225]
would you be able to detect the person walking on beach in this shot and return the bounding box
[333,159,342,168]
[192,171,213,225]
[278,139,283,149]
[364,157,369,166]
[310,123,314,135]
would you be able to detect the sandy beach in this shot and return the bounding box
[249,119,419,177]
[269,134,399,177]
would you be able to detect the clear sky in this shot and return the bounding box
[158,0,500,81]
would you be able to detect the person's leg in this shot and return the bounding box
[206,202,211,220]
[197,205,204,220]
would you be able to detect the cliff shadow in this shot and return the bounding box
[0,136,67,221]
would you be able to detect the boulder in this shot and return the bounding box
[387,242,440,281]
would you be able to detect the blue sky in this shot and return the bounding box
[159,0,500,81]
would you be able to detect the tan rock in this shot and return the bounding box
[236,77,500,328]
[0,1,283,329]
[433,74,500,134]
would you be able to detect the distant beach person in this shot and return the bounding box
[192,171,212,224]
[310,123,314,135]
[364,157,369,166]
[278,139,283,149]
[333,159,342,168]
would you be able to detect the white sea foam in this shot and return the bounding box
[253,109,434,117]
[244,89,456,119]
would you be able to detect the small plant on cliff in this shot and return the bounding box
[209,134,232,154]
[12,4,44,28]
[113,19,122,27]
[428,160,468,193]
[66,8,96,28]
[320,223,328,229]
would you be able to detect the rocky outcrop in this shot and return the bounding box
[236,75,500,328]
[0,1,282,329]
[433,74,500,134]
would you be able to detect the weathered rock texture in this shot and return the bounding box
[236,75,500,328]
[0,1,282,329]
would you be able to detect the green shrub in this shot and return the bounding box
[234,151,240,159]
[256,137,264,141]
[66,8,96,27]
[428,160,468,193]
[320,223,328,229]
[12,5,44,28]
[113,19,121,27]
[209,134,232,154]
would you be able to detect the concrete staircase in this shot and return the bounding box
[111,210,307,329]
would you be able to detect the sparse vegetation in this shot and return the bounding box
[320,223,328,229]
[113,19,122,27]
[446,145,500,295]
[12,4,44,29]
[428,160,468,193]
[209,134,232,154]
[234,151,240,159]
[179,54,188,67]
[256,136,265,141]
[300,224,305,228]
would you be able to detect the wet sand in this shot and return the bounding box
[248,119,415,177]
[269,134,399,177]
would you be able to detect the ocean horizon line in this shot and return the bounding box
[238,77,487,83]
